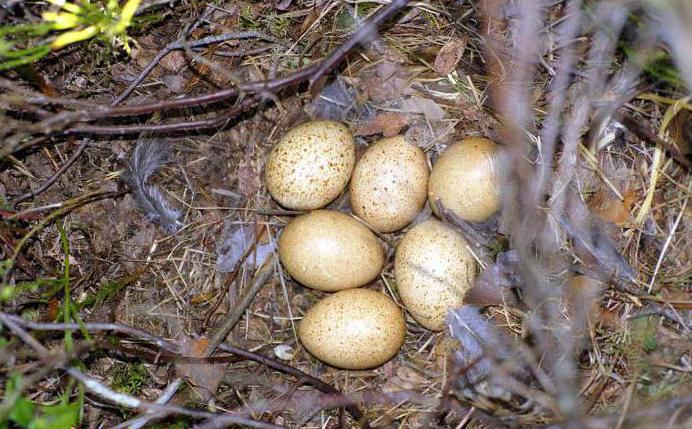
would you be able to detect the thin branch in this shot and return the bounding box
[204,255,276,356]
[13,139,90,203]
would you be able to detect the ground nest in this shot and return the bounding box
[0,0,691,428]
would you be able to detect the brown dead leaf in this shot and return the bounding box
[360,60,413,102]
[589,188,637,228]
[236,157,261,198]
[160,51,187,72]
[356,112,411,137]
[564,275,604,327]
[43,298,60,322]
[434,38,466,76]
[669,110,692,157]
[299,9,321,35]
[401,96,445,121]
[177,337,226,402]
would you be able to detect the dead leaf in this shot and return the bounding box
[356,112,411,137]
[43,298,60,322]
[161,74,185,93]
[401,96,445,121]
[177,337,226,402]
[275,0,292,11]
[360,59,413,102]
[564,275,604,327]
[434,38,466,75]
[669,110,691,157]
[299,10,321,35]
[160,51,187,72]
[589,188,637,228]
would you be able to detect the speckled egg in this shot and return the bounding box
[394,219,476,330]
[428,137,502,223]
[350,135,429,233]
[265,120,356,210]
[278,210,385,291]
[299,289,406,369]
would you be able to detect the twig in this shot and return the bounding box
[13,139,90,204]
[3,311,369,426]
[114,31,286,105]
[616,111,691,169]
[307,0,410,87]
[0,314,283,429]
[121,377,183,429]
[3,0,412,146]
[204,254,276,357]
[3,189,124,281]
[202,224,267,330]
[64,100,258,136]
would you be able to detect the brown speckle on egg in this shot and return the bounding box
[298,289,406,369]
[350,135,429,233]
[265,121,356,210]
[394,219,476,331]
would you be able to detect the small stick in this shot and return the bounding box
[113,31,286,105]
[204,254,276,357]
[13,138,90,204]
[0,314,283,429]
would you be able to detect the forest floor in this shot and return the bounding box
[0,0,690,428]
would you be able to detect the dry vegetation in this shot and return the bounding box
[0,0,690,428]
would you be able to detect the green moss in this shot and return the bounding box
[111,362,150,396]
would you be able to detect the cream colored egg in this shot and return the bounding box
[394,219,476,330]
[299,289,406,369]
[428,137,502,222]
[278,210,385,292]
[350,135,429,233]
[265,120,356,210]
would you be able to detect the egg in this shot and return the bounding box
[394,219,476,330]
[278,210,385,291]
[350,135,429,233]
[299,289,406,369]
[428,137,502,223]
[265,120,356,210]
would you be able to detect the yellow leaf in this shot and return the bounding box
[50,25,98,50]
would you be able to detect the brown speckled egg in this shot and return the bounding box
[278,210,385,291]
[350,135,429,233]
[265,120,356,210]
[428,137,502,223]
[299,289,406,369]
[394,219,476,330]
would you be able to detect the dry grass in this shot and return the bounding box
[0,0,690,428]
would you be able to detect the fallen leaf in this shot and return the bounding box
[434,37,466,75]
[669,110,691,157]
[161,74,185,93]
[360,59,413,102]
[356,112,411,137]
[589,188,637,228]
[275,0,292,11]
[401,96,445,121]
[299,9,321,35]
[177,337,226,402]
[564,275,604,327]
[160,51,187,72]
[236,157,261,198]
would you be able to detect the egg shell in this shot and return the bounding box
[428,137,502,222]
[350,135,429,233]
[394,219,476,330]
[299,289,406,369]
[278,210,385,291]
[265,120,356,210]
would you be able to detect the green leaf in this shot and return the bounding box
[30,402,80,429]
[9,397,35,428]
